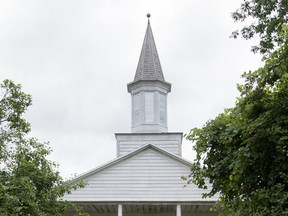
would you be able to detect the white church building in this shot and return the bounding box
[64,16,218,216]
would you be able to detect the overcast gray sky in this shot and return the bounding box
[1,0,262,178]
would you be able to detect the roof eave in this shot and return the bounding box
[127,79,171,93]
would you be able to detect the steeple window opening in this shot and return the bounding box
[133,93,140,125]
[144,92,154,123]
[159,93,166,125]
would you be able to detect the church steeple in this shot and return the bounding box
[128,15,171,133]
[116,15,182,157]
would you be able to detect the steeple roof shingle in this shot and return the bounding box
[134,18,165,82]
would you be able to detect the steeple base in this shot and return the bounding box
[115,132,183,157]
[132,124,168,133]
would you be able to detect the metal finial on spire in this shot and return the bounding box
[147,13,151,18]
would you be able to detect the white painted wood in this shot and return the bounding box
[128,81,171,133]
[177,205,181,216]
[64,147,217,202]
[116,133,183,157]
[144,92,154,123]
[159,93,166,125]
[64,203,218,216]
[118,141,180,156]
[118,204,122,216]
[133,93,140,125]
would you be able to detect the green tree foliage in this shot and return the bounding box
[0,80,82,215]
[186,28,288,215]
[231,0,288,54]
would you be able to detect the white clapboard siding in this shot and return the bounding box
[118,140,180,157]
[64,145,217,202]
[115,133,183,157]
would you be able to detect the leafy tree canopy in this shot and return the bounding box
[231,0,288,54]
[0,80,82,215]
[186,25,288,215]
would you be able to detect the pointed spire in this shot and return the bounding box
[134,14,165,82]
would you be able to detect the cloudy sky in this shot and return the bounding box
[1,0,262,178]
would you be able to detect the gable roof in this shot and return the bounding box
[69,144,192,184]
[64,144,218,202]
[134,19,165,82]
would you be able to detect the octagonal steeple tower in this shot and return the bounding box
[127,15,171,133]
